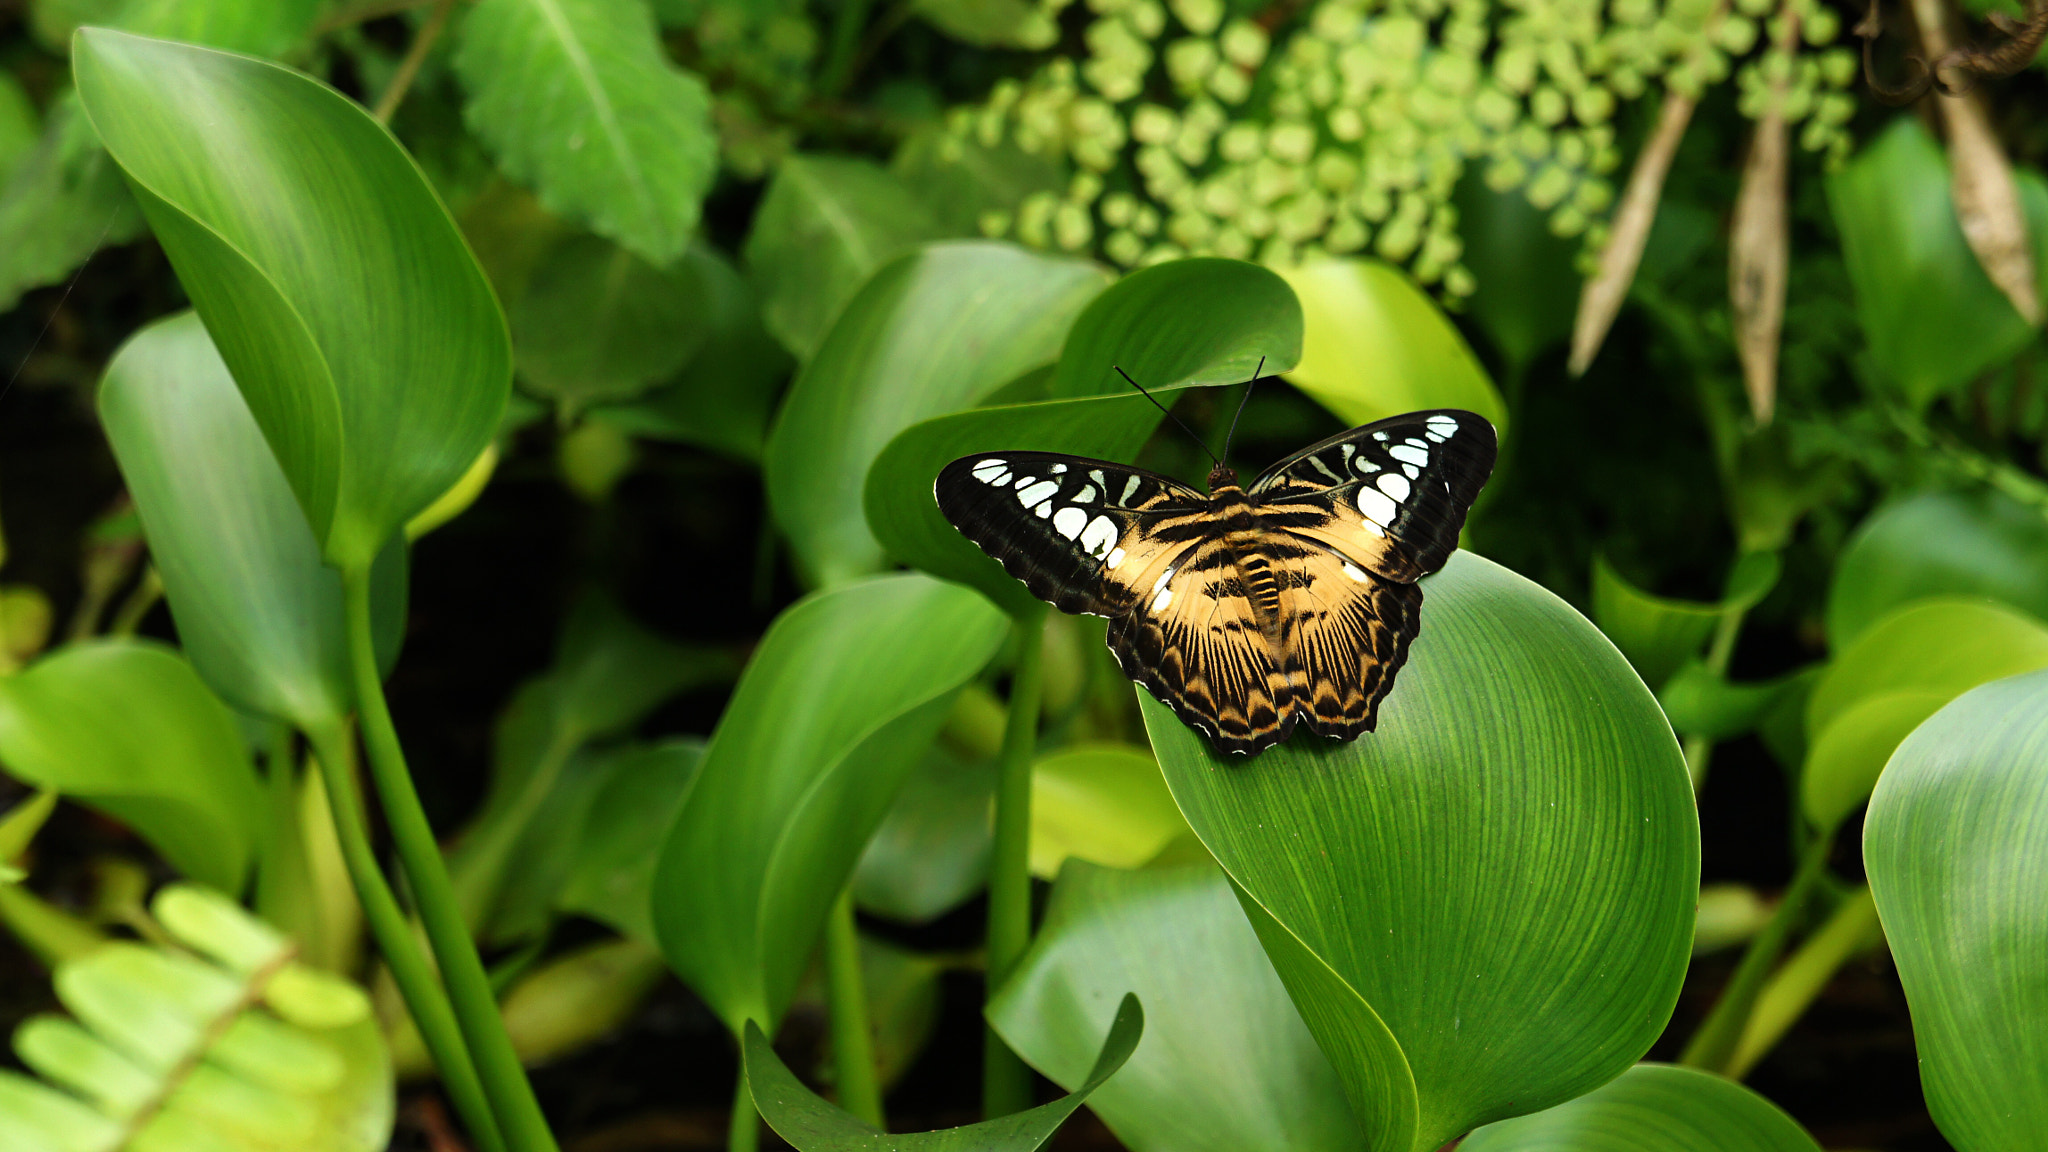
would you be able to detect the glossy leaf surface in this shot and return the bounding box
[746,993,1142,1151]
[1461,1063,1821,1151]
[0,642,264,892]
[98,311,404,730]
[1826,487,2048,649]
[990,860,1357,1152]
[1276,257,1506,432]
[652,574,1008,1033]
[1029,744,1190,878]
[868,257,1304,615]
[1866,669,2048,1152]
[766,241,1107,586]
[1147,553,1697,1152]
[455,0,716,264]
[75,31,510,570]
[744,154,949,361]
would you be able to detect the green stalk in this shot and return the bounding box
[825,886,884,1127]
[340,567,559,1152]
[984,611,1045,1118]
[1727,886,1883,1079]
[815,0,876,95]
[302,718,507,1152]
[1682,602,1749,790]
[1679,832,1832,1073]
[729,1073,760,1152]
[257,725,299,919]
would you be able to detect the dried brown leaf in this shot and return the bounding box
[1728,12,1799,425]
[1569,92,1698,376]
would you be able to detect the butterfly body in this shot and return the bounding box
[936,409,1495,756]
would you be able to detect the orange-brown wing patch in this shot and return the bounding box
[1274,540,1423,741]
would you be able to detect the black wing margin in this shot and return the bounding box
[1249,409,1497,576]
[934,451,1205,617]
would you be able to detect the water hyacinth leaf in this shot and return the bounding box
[1590,555,1724,690]
[1276,257,1507,433]
[1826,117,2048,411]
[1460,1063,1822,1151]
[653,574,1008,1034]
[745,154,951,361]
[853,746,995,924]
[1049,257,1301,399]
[893,129,1065,236]
[509,232,713,412]
[116,0,323,59]
[745,993,1142,1152]
[990,860,1358,1152]
[1029,744,1191,878]
[0,99,143,313]
[0,642,264,892]
[74,31,511,572]
[556,740,705,944]
[766,241,1108,587]
[1865,670,2048,1152]
[868,258,1305,615]
[455,0,716,265]
[1801,597,2048,831]
[99,312,407,730]
[1826,487,2048,649]
[1147,553,1697,1152]
[1658,662,1795,743]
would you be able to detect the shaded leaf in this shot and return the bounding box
[557,740,705,944]
[1148,553,1697,1152]
[652,574,1008,1034]
[509,232,712,412]
[1865,669,2048,1152]
[455,0,717,265]
[853,746,994,924]
[893,129,1065,236]
[1453,169,1579,382]
[1461,1063,1821,1151]
[0,99,142,314]
[1826,487,2048,649]
[990,859,1358,1152]
[1029,744,1190,878]
[1052,257,1299,399]
[1590,552,1778,692]
[765,240,1107,587]
[0,74,37,181]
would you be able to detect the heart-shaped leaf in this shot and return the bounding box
[765,240,1108,587]
[745,992,1142,1152]
[1147,552,1697,1152]
[1864,668,2048,1152]
[1826,487,2048,649]
[98,311,406,731]
[1461,1063,1821,1151]
[1029,744,1191,878]
[1275,257,1506,432]
[652,574,1008,1034]
[989,859,1358,1152]
[75,30,511,572]
[0,642,264,892]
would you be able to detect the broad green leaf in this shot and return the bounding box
[1461,1063,1822,1151]
[29,0,127,52]
[745,992,1143,1152]
[98,312,406,731]
[868,257,1304,615]
[556,740,705,945]
[789,932,947,1090]
[1049,258,1300,399]
[853,746,994,924]
[743,154,950,360]
[893,129,1065,236]
[0,74,37,181]
[1865,669,2048,1152]
[1826,487,2048,649]
[765,241,1108,587]
[117,0,323,59]
[1590,552,1778,691]
[1801,597,2048,831]
[589,245,793,461]
[0,642,265,892]
[75,30,511,571]
[1029,744,1191,878]
[509,232,712,413]
[652,574,1008,1034]
[455,0,717,265]
[1275,257,1507,433]
[1148,552,1697,1152]
[912,0,1059,48]
[1453,170,1580,381]
[0,99,143,313]
[990,860,1358,1152]
[1658,662,1799,742]
[1826,118,2048,410]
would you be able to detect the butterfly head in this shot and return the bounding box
[1206,462,1240,491]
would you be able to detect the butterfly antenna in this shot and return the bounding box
[1220,356,1264,463]
[1114,365,1222,466]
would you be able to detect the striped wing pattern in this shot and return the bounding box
[935,408,1497,756]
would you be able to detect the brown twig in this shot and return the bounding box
[1932,0,2048,94]
[372,0,458,125]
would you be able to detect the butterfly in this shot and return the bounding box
[934,396,1496,756]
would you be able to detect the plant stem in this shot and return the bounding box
[1679,832,1832,1073]
[256,725,298,925]
[825,886,884,1127]
[816,0,877,96]
[341,567,559,1152]
[303,718,507,1152]
[1683,600,1750,790]
[107,565,164,637]
[372,0,457,124]
[984,611,1044,1118]
[1727,885,1883,1079]
[729,1073,760,1152]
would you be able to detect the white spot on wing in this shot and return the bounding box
[1151,585,1173,612]
[1121,475,1141,503]
[1074,485,1097,503]
[1053,506,1087,540]
[1388,444,1429,467]
[1356,486,1398,526]
[1080,516,1118,558]
[1424,431,1447,443]
[1050,463,1067,473]
[1403,464,1420,479]
[1105,547,1126,568]
[1017,480,1059,507]
[1014,476,1035,489]
[1342,561,1371,582]
[1377,472,1412,501]
[1308,456,1342,482]
[972,459,1006,482]
[1372,431,1388,441]
[1427,414,1459,436]
[1035,501,1053,518]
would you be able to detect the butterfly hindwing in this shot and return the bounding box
[1276,540,1424,740]
[933,452,1204,617]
